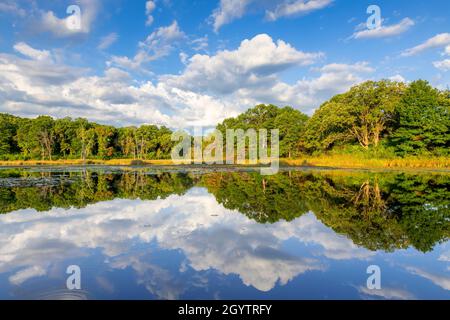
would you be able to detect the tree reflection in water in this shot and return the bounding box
[0,169,448,253]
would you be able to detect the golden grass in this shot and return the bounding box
[0,159,175,166]
[281,155,450,169]
[0,155,448,170]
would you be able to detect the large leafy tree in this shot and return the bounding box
[302,80,406,152]
[390,80,450,156]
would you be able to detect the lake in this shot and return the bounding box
[0,166,448,300]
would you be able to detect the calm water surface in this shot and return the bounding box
[0,167,448,300]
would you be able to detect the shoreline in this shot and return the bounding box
[0,156,449,172]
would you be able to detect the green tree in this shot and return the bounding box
[17,116,55,160]
[217,104,309,158]
[0,114,19,156]
[274,107,309,157]
[95,125,116,158]
[302,80,405,152]
[390,80,450,156]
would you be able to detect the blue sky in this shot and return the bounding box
[0,0,449,128]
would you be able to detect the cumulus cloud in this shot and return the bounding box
[289,62,374,111]
[157,34,373,117]
[351,18,414,39]
[162,34,324,95]
[0,50,231,128]
[265,0,333,22]
[0,188,379,294]
[402,33,450,57]
[0,34,375,128]
[98,33,118,50]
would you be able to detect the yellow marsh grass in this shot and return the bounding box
[0,155,448,169]
[281,155,450,169]
[0,159,174,166]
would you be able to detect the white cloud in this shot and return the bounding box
[110,21,186,70]
[162,34,324,95]
[407,267,450,291]
[179,52,189,65]
[266,0,333,22]
[433,59,450,71]
[289,62,374,111]
[143,20,186,47]
[13,42,51,62]
[1,0,98,38]
[0,188,377,294]
[9,266,47,286]
[352,18,414,39]
[37,0,99,38]
[438,251,450,262]
[0,51,229,128]
[0,1,26,16]
[145,1,156,26]
[0,34,375,128]
[357,286,415,300]
[98,33,118,50]
[211,0,332,32]
[211,0,254,33]
[402,33,450,57]
[159,34,372,117]
[389,74,406,82]
[192,35,209,52]
[445,45,450,56]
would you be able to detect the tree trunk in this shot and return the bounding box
[372,121,384,147]
[351,126,370,149]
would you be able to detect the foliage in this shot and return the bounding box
[302,80,406,152]
[216,104,309,157]
[389,80,450,156]
[0,115,174,160]
[202,171,449,252]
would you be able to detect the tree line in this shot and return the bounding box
[0,79,449,160]
[0,115,174,160]
[217,80,449,158]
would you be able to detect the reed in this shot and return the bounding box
[281,155,450,169]
[0,156,448,170]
